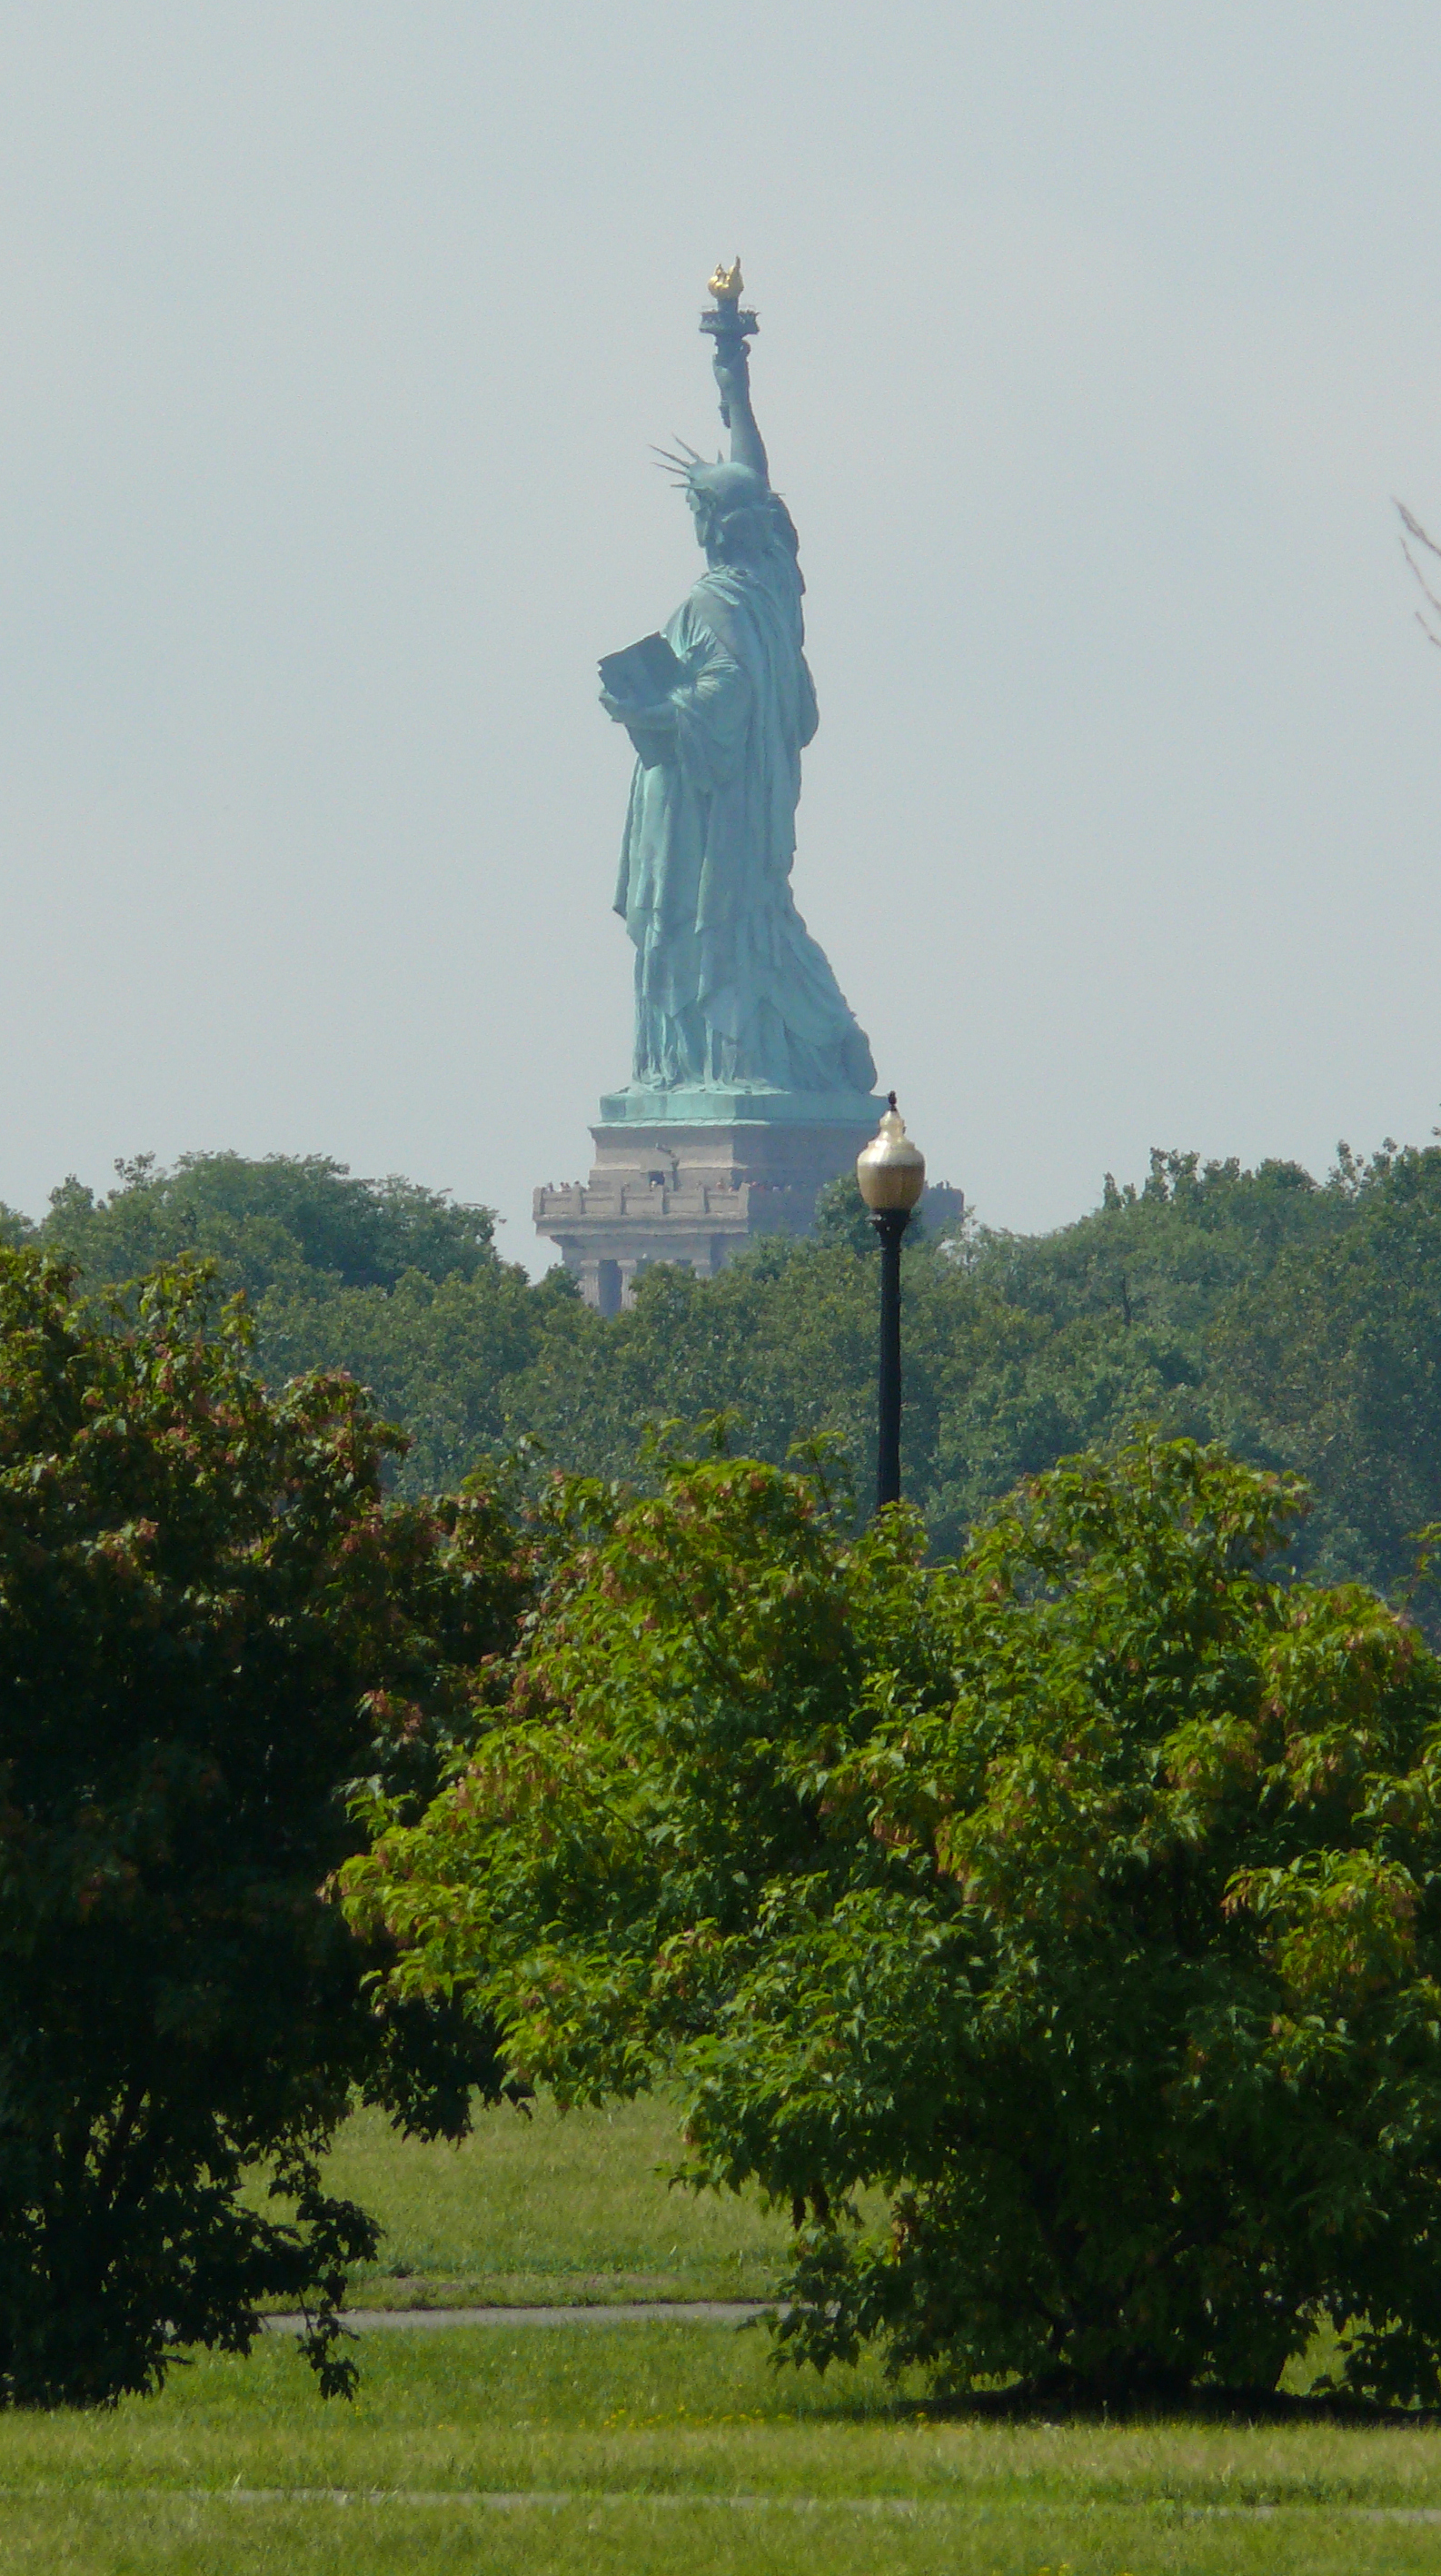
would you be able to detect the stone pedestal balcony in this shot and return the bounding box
[534,1093,884,1309]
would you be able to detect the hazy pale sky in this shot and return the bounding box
[4,2,1441,1263]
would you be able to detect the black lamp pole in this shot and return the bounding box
[856,1093,925,1517]
[872,1205,910,1511]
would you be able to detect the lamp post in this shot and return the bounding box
[856,1095,926,1512]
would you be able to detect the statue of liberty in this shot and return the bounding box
[599,264,877,1099]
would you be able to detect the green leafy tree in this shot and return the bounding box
[918,1148,1347,1556]
[811,1171,884,1255]
[0,1246,529,2408]
[27,1151,581,1501]
[39,1151,498,1301]
[1214,1140,1441,1589]
[254,1260,581,1497]
[345,1434,1441,2406]
[511,1234,933,1509]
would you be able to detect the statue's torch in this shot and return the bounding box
[700,257,759,427]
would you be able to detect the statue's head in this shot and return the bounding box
[683,461,771,562]
[656,447,782,567]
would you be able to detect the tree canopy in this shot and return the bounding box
[343,1433,1441,2406]
[37,1149,499,1298]
[0,1244,529,2407]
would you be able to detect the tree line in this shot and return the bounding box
[11,1134,1441,1596]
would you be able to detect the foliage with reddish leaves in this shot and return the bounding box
[0,1248,530,2406]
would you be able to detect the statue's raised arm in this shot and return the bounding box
[712,340,768,483]
[701,258,770,486]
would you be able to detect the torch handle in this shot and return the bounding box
[700,306,758,430]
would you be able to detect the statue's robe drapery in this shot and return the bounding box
[613,539,877,1094]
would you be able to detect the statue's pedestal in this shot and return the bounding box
[534,1088,886,1310]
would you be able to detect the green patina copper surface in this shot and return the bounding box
[596,1085,883,1127]
[598,274,879,1125]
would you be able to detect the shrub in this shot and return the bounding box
[346,1434,1441,2404]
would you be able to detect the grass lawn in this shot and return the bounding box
[293,2091,794,2307]
[15,2101,1440,2570]
[3,2324,1441,2574]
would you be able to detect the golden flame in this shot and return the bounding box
[707,257,744,303]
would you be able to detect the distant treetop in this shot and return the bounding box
[37,1150,498,1300]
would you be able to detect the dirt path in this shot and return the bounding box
[263,2299,779,2332]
